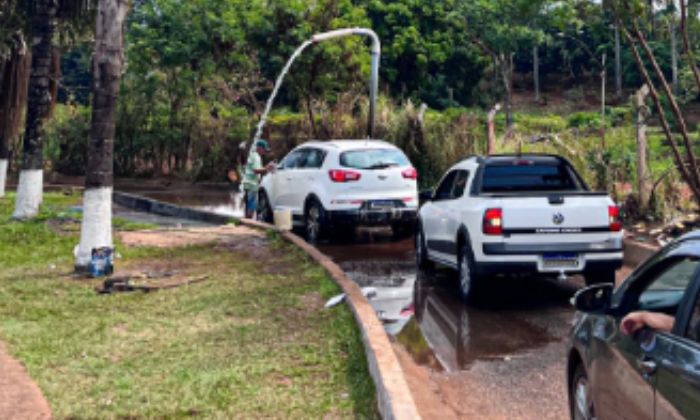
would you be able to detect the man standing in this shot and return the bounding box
[242,139,273,219]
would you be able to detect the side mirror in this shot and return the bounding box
[419,189,433,203]
[572,283,613,314]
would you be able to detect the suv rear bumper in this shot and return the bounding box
[327,208,417,226]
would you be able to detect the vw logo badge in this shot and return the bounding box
[378,174,387,180]
[553,212,565,225]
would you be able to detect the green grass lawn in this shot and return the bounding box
[0,193,378,419]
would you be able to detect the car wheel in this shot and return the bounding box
[415,226,433,269]
[257,191,273,224]
[458,243,478,302]
[305,199,326,243]
[571,364,596,420]
[584,269,616,287]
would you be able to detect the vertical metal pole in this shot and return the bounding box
[368,44,380,138]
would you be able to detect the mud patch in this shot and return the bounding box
[118,225,264,248]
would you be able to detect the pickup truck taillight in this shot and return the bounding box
[402,167,418,180]
[328,169,361,183]
[483,208,503,235]
[609,206,622,232]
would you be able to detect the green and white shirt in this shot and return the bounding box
[242,151,263,191]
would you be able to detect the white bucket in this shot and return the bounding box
[273,209,293,231]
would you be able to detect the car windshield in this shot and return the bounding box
[481,161,581,193]
[340,148,410,170]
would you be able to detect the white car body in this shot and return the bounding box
[416,154,623,296]
[259,140,418,237]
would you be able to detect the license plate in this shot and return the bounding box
[542,252,579,268]
[370,200,394,210]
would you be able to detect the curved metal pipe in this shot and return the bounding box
[311,28,380,138]
[251,27,381,155]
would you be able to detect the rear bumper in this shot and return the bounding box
[327,208,417,226]
[482,238,623,255]
[475,259,622,276]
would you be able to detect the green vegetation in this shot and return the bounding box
[0,193,378,419]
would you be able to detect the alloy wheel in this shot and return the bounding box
[459,251,472,299]
[306,204,320,243]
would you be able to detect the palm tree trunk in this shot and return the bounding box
[75,0,129,270]
[13,0,57,219]
[0,39,30,198]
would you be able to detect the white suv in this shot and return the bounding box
[258,140,419,241]
[416,154,623,301]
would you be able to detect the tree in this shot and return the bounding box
[75,0,129,270]
[610,0,700,205]
[459,0,548,128]
[12,0,59,219]
[0,1,30,198]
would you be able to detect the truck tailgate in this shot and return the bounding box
[499,195,611,233]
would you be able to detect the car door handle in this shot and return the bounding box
[285,177,293,181]
[637,358,657,376]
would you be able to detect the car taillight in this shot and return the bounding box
[328,169,361,183]
[402,167,418,180]
[609,206,621,232]
[483,208,503,235]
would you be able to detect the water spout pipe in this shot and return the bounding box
[312,28,380,138]
[250,27,381,158]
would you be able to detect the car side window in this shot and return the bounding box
[433,171,458,201]
[301,149,326,169]
[451,170,470,199]
[281,149,308,169]
[635,257,700,313]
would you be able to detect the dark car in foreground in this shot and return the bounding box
[567,231,700,419]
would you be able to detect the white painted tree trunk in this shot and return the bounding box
[12,169,42,219]
[75,187,113,268]
[0,159,7,197]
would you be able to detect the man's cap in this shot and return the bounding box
[255,139,271,151]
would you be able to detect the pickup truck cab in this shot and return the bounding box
[415,154,623,301]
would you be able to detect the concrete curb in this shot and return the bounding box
[623,237,659,268]
[113,191,233,225]
[113,192,421,420]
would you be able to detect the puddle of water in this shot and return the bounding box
[120,186,244,218]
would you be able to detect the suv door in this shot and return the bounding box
[423,170,459,264]
[289,148,326,213]
[273,149,308,209]
[593,250,700,420]
[653,273,700,419]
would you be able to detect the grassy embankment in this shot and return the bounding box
[0,192,377,419]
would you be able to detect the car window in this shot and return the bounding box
[281,149,308,169]
[480,161,581,193]
[451,170,470,199]
[636,257,700,312]
[301,149,326,169]
[434,171,458,201]
[339,148,410,170]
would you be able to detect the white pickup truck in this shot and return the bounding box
[415,154,623,301]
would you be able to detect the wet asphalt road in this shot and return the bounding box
[319,228,579,419]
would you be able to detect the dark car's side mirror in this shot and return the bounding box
[419,189,434,203]
[573,284,613,314]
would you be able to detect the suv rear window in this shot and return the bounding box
[480,161,582,193]
[340,149,410,170]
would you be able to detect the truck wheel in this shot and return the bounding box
[584,269,616,286]
[415,226,433,270]
[392,222,413,239]
[305,199,326,243]
[458,243,479,302]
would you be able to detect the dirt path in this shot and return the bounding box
[0,343,51,420]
